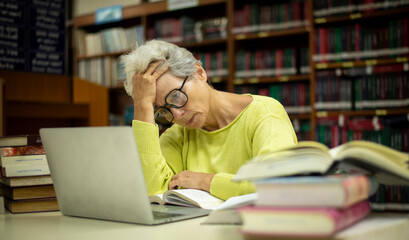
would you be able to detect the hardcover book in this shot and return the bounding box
[4,197,59,213]
[0,146,45,157]
[238,201,371,237]
[0,135,42,147]
[0,175,53,187]
[0,154,47,167]
[0,184,56,200]
[234,140,409,185]
[1,163,50,177]
[254,174,377,208]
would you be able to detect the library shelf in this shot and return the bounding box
[315,58,409,70]
[233,75,310,85]
[234,27,310,41]
[315,109,409,118]
[314,6,409,25]
[181,38,227,48]
[5,102,89,119]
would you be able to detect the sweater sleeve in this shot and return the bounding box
[211,173,256,200]
[132,120,175,196]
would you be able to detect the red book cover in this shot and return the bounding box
[275,50,283,76]
[303,0,310,25]
[373,64,405,74]
[205,53,211,73]
[331,125,340,148]
[0,146,45,157]
[346,118,384,131]
[243,5,250,31]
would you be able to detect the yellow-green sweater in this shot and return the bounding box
[132,95,298,200]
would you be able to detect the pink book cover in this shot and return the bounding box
[341,174,371,207]
[239,201,371,238]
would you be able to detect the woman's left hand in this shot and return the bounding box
[168,170,215,192]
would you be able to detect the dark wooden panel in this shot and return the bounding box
[5,102,89,119]
[0,72,71,103]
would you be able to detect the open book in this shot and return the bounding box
[234,140,409,185]
[149,189,225,210]
[149,189,257,214]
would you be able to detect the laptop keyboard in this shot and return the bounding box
[152,211,184,220]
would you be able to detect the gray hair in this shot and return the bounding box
[121,40,201,97]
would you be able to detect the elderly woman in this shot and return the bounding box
[121,40,297,200]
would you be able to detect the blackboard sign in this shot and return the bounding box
[0,0,66,74]
[29,0,66,74]
[0,0,27,71]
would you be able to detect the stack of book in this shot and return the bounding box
[237,174,374,238]
[234,140,409,238]
[0,135,58,213]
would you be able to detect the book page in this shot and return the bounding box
[329,141,409,184]
[164,189,224,209]
[214,193,258,210]
[149,193,165,205]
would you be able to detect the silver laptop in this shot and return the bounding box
[39,126,210,225]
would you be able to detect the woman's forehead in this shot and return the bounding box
[155,73,182,104]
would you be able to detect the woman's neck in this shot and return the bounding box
[203,91,252,131]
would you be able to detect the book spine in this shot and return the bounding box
[330,201,371,233]
[2,185,56,200]
[0,146,45,157]
[26,135,42,147]
[342,175,371,207]
[0,155,47,167]
[2,164,50,177]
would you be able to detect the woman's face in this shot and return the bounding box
[155,71,209,129]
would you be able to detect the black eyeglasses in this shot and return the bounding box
[154,76,189,124]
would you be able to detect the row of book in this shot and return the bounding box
[76,25,145,57]
[370,184,409,212]
[77,57,128,88]
[292,119,312,141]
[146,16,227,44]
[235,83,311,115]
[0,135,58,213]
[313,18,409,62]
[316,115,409,151]
[77,50,229,88]
[193,51,228,79]
[233,1,310,34]
[235,48,310,78]
[315,70,409,110]
[314,0,409,18]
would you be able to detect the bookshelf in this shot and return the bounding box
[73,0,409,151]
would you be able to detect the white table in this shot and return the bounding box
[1,211,409,240]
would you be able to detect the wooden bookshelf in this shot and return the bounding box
[0,72,91,135]
[316,109,409,118]
[0,78,4,137]
[234,27,310,41]
[72,0,409,149]
[233,75,310,85]
[315,58,409,70]
[314,6,409,25]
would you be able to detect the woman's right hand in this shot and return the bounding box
[132,61,168,124]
